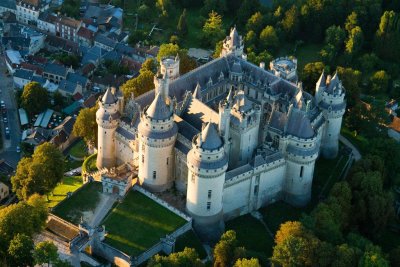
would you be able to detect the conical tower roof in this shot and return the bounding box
[193,82,201,99]
[229,26,240,47]
[102,87,117,104]
[197,122,223,150]
[146,93,171,120]
[316,70,326,88]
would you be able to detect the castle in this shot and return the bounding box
[95,28,346,238]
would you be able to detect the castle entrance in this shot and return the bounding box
[112,186,119,195]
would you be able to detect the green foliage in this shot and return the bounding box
[213,40,223,58]
[148,247,204,267]
[141,58,157,74]
[202,10,225,48]
[177,9,188,36]
[73,105,98,147]
[213,230,246,267]
[259,25,279,51]
[301,62,325,93]
[128,30,147,46]
[0,195,48,257]
[202,0,227,16]
[246,12,264,34]
[233,258,261,267]
[104,59,129,76]
[54,53,80,69]
[358,246,390,267]
[279,5,300,40]
[59,0,80,18]
[21,82,50,116]
[370,70,390,93]
[7,234,34,267]
[336,66,362,107]
[121,70,155,98]
[12,143,65,200]
[345,26,364,58]
[237,0,260,26]
[375,10,400,62]
[34,241,58,266]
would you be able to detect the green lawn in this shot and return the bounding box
[48,176,83,208]
[277,43,323,72]
[52,182,102,224]
[175,230,207,259]
[226,214,273,263]
[102,190,187,256]
[69,140,88,159]
[341,127,369,155]
[82,153,98,173]
[64,157,82,172]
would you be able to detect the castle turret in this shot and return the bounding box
[220,26,244,58]
[218,90,232,156]
[228,90,261,168]
[186,122,228,240]
[137,92,178,192]
[282,107,319,206]
[160,55,180,80]
[154,71,170,102]
[316,72,346,159]
[96,88,120,169]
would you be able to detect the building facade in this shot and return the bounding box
[96,28,346,239]
[16,0,49,25]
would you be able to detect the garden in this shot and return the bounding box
[102,190,187,256]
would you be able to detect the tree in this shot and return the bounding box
[370,70,390,94]
[141,58,157,74]
[345,26,364,58]
[148,247,204,266]
[259,25,279,50]
[213,40,223,58]
[237,0,260,26]
[12,143,64,200]
[234,258,261,267]
[0,195,47,255]
[345,12,358,33]
[21,82,50,116]
[246,12,264,33]
[52,91,65,109]
[358,246,390,267]
[331,244,361,267]
[274,221,306,245]
[213,230,245,267]
[336,67,362,107]
[280,5,300,40]
[128,30,146,46]
[374,11,400,62]
[34,241,58,266]
[73,105,98,147]
[177,9,188,36]
[202,10,225,47]
[202,0,227,16]
[301,62,325,93]
[138,4,151,21]
[121,70,155,98]
[8,234,34,267]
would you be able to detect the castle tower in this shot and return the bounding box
[160,55,180,80]
[220,26,244,58]
[228,90,261,168]
[186,122,228,240]
[154,71,170,102]
[218,89,233,156]
[96,88,120,169]
[137,92,178,192]
[316,72,346,159]
[282,106,319,206]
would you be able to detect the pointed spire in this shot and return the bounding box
[175,53,180,62]
[316,70,326,88]
[102,87,117,104]
[198,122,223,150]
[226,87,234,104]
[146,93,171,120]
[193,82,202,99]
[229,26,240,47]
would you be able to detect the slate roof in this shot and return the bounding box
[102,87,117,104]
[116,126,135,140]
[43,63,68,77]
[58,80,78,95]
[14,69,33,80]
[67,72,88,86]
[285,109,315,139]
[180,97,219,131]
[145,93,171,120]
[0,0,16,9]
[198,122,223,150]
[174,115,199,141]
[94,33,116,49]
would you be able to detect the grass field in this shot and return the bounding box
[102,190,187,256]
[69,140,88,159]
[226,214,273,262]
[48,176,83,208]
[341,127,369,155]
[52,182,102,224]
[175,230,207,259]
[82,153,98,173]
[64,157,82,172]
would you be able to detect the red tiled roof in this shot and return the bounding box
[73,92,83,101]
[20,62,43,75]
[81,63,96,76]
[121,57,141,72]
[77,27,95,40]
[390,117,400,133]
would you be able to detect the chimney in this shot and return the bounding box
[259,62,265,69]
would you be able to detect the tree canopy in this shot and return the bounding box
[12,142,64,200]
[73,105,98,146]
[21,82,50,116]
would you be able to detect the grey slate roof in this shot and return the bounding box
[116,126,135,140]
[95,34,116,49]
[0,0,16,9]
[58,80,78,94]
[231,61,242,73]
[44,63,68,77]
[67,72,88,86]
[145,93,171,120]
[102,88,117,104]
[286,109,314,139]
[198,122,223,150]
[175,115,199,141]
[181,97,219,130]
[14,69,33,80]
[233,91,252,112]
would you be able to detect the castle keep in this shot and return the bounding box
[96,28,346,238]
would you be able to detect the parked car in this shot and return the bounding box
[0,101,5,109]
[5,127,10,139]
[3,117,7,123]
[16,146,20,153]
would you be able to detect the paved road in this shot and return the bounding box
[340,134,362,161]
[0,53,21,168]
